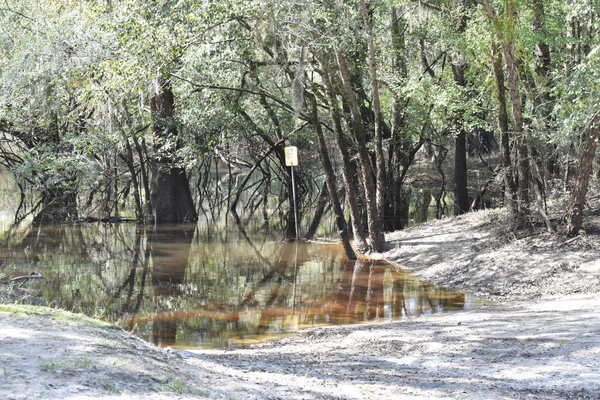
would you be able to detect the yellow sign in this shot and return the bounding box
[284,146,298,166]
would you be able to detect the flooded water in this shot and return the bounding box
[0,223,479,349]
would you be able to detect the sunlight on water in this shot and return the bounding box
[0,223,481,349]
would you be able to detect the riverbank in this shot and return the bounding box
[2,209,600,399]
[381,207,600,302]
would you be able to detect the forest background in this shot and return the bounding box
[0,0,598,256]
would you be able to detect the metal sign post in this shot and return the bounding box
[284,146,299,240]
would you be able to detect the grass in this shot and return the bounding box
[98,378,120,393]
[159,379,207,396]
[167,380,187,394]
[0,304,110,328]
[39,356,93,372]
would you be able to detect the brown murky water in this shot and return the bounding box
[0,223,479,349]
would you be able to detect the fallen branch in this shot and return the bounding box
[1,272,45,284]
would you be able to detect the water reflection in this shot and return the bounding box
[1,224,475,349]
[149,226,195,347]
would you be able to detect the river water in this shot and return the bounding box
[0,223,479,349]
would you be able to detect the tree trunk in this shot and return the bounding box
[335,51,385,251]
[317,54,368,250]
[567,115,600,236]
[491,42,517,216]
[482,0,530,228]
[454,129,469,214]
[532,0,552,103]
[415,189,432,223]
[149,78,197,224]
[527,0,559,177]
[362,0,386,233]
[451,0,472,215]
[309,93,357,260]
[304,182,328,240]
[386,6,414,231]
[150,165,197,224]
[120,136,144,222]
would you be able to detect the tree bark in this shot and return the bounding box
[149,78,197,224]
[304,182,328,240]
[491,42,517,216]
[362,0,386,232]
[335,51,385,251]
[482,0,530,228]
[451,0,473,215]
[317,54,368,251]
[454,129,469,214]
[386,6,416,231]
[567,114,600,236]
[308,93,357,260]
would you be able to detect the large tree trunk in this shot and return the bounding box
[149,78,197,224]
[150,166,197,224]
[567,115,600,236]
[451,0,472,215]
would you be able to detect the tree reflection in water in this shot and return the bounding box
[1,223,472,349]
[148,225,195,347]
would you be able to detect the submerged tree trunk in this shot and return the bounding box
[149,78,197,224]
[304,182,328,240]
[149,166,197,224]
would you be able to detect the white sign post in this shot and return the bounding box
[284,146,299,240]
